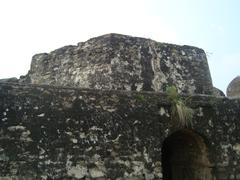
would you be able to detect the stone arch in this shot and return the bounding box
[161,129,213,180]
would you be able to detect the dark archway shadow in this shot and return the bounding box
[162,129,213,180]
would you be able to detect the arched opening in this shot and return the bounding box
[162,129,213,180]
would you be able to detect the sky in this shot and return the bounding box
[0,0,239,94]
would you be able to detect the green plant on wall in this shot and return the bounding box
[166,85,193,128]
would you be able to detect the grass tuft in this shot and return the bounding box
[166,86,193,128]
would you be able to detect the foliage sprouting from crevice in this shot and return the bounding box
[166,85,193,128]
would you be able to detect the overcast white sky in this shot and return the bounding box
[0,0,239,93]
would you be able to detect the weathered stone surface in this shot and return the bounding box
[227,76,240,98]
[20,33,213,94]
[0,77,18,83]
[0,34,238,179]
[212,87,225,97]
[0,82,240,179]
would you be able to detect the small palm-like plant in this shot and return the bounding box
[166,86,193,128]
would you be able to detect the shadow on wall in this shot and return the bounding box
[161,129,213,180]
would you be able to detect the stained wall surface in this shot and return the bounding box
[0,83,239,179]
[19,34,213,95]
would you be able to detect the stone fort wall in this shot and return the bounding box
[0,34,239,179]
[0,83,239,179]
[19,34,213,95]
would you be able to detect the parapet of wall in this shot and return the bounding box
[19,34,213,95]
[0,83,239,179]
